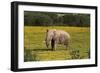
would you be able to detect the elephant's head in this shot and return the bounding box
[45,29,56,48]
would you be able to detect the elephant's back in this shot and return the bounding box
[57,30,70,39]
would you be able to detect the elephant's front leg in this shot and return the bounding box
[54,42,57,51]
[45,40,50,48]
[51,39,57,51]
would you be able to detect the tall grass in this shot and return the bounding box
[24,26,90,62]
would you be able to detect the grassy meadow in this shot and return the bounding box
[24,26,90,62]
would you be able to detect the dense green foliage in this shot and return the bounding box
[24,11,90,27]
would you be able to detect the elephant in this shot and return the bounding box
[45,29,70,51]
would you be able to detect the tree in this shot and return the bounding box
[24,11,90,27]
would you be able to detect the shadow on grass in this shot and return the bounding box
[32,48,53,51]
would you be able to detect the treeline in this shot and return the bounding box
[24,11,90,27]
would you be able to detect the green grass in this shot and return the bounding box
[24,26,90,62]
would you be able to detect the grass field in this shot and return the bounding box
[24,26,90,62]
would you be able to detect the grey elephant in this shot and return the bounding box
[45,29,70,50]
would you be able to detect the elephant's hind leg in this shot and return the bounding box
[64,40,69,50]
